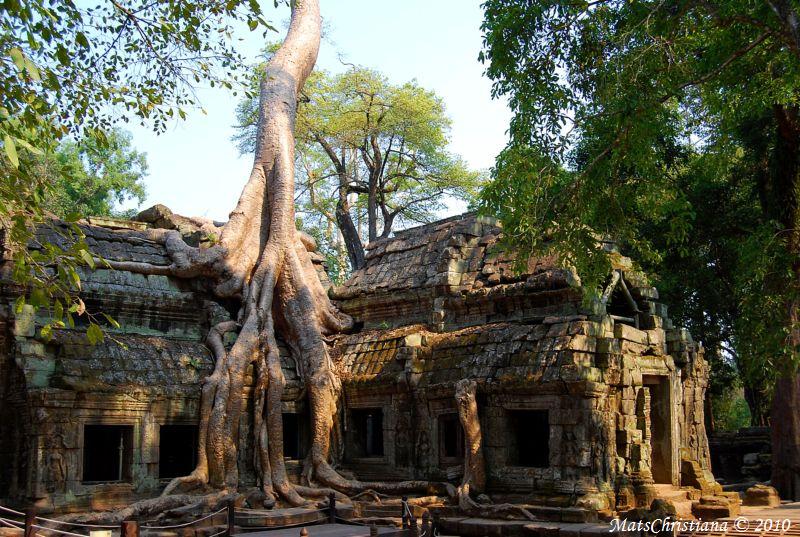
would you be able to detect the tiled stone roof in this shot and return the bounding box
[332,213,580,331]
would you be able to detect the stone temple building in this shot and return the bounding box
[0,212,723,517]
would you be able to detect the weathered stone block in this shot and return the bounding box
[566,335,597,353]
[620,340,648,355]
[614,324,648,344]
[13,305,36,337]
[743,484,780,507]
[547,323,570,337]
[691,499,739,520]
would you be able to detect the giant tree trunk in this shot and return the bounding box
[312,134,365,270]
[771,370,800,500]
[336,180,365,270]
[769,104,800,502]
[455,379,485,508]
[453,380,534,520]
[110,0,450,507]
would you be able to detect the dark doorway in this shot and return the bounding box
[351,408,384,458]
[439,414,464,460]
[159,424,198,479]
[282,412,309,460]
[509,410,550,467]
[644,376,672,483]
[82,425,133,482]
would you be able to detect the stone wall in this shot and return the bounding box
[0,212,718,515]
[709,427,771,484]
[334,317,711,510]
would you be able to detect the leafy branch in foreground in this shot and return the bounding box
[1,0,275,333]
[479,0,800,497]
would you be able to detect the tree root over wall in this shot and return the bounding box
[454,380,535,521]
[73,0,453,521]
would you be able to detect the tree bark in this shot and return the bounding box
[364,136,382,243]
[743,384,769,427]
[336,194,365,269]
[99,0,451,507]
[312,134,365,270]
[367,179,378,243]
[768,104,800,501]
[455,379,486,506]
[771,369,800,500]
[452,380,534,520]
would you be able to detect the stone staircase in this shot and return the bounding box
[351,501,421,528]
[650,484,698,519]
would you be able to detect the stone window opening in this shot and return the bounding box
[439,413,464,461]
[82,425,133,483]
[282,412,309,460]
[159,424,198,479]
[508,410,550,468]
[604,271,641,328]
[350,408,384,458]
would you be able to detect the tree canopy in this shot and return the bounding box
[42,128,147,219]
[1,0,271,335]
[235,63,483,274]
[479,0,800,496]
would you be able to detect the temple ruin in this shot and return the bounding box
[0,211,736,520]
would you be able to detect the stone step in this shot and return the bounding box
[234,507,328,528]
[650,484,693,501]
[352,517,403,528]
[691,494,741,520]
[184,524,241,537]
[439,517,530,537]
[360,507,402,517]
[670,500,696,520]
[356,502,423,519]
[650,485,698,519]
[434,505,596,526]
[519,506,597,523]
[523,522,611,537]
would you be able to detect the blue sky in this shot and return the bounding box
[126,0,511,222]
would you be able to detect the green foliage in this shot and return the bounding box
[42,128,147,219]
[479,0,800,408]
[1,0,273,336]
[712,390,753,432]
[235,59,484,270]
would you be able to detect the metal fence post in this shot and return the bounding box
[401,496,408,529]
[227,499,235,537]
[328,492,336,524]
[24,508,36,537]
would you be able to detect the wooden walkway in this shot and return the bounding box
[243,523,400,537]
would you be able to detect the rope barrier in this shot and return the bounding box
[402,503,413,519]
[206,530,227,537]
[234,507,328,514]
[0,505,25,516]
[335,516,368,526]
[31,523,89,537]
[140,507,227,530]
[233,512,327,519]
[35,516,116,529]
[236,520,324,530]
[0,516,24,528]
